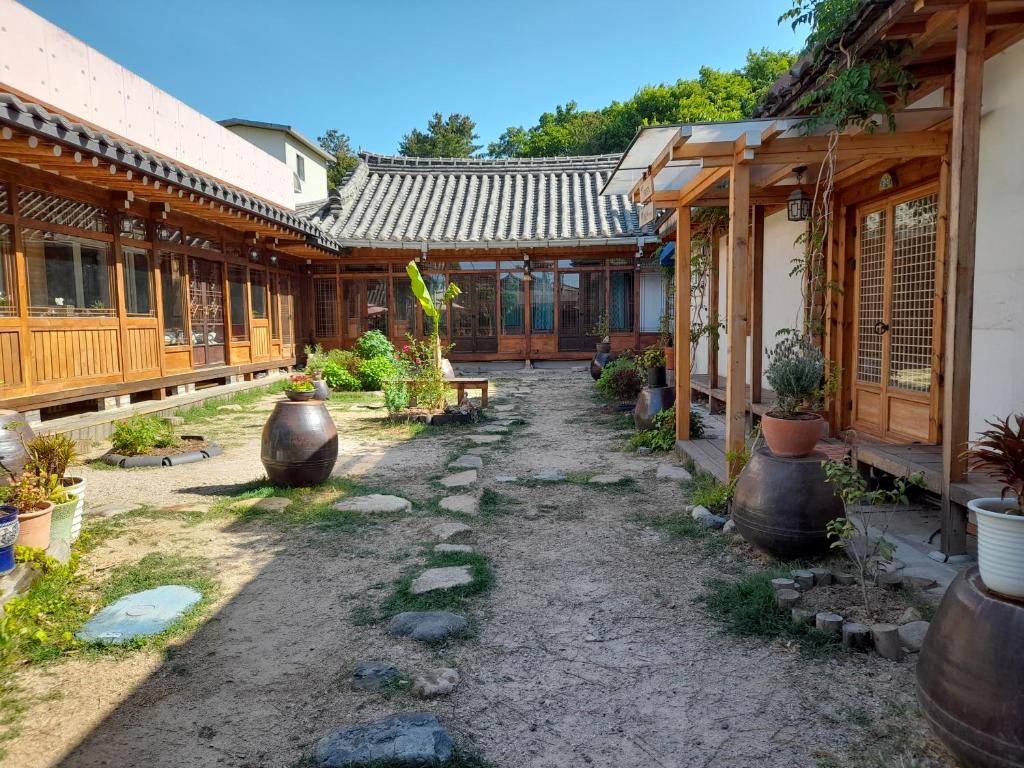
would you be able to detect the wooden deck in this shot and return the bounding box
[689,373,777,417]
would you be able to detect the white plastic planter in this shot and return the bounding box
[64,476,87,542]
[969,497,1024,600]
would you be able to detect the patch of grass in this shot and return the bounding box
[478,488,519,519]
[564,471,639,492]
[639,510,735,556]
[379,549,495,620]
[176,379,288,424]
[683,472,733,515]
[697,567,843,658]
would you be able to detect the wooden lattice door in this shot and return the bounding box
[188,257,225,367]
[558,271,605,352]
[851,189,940,443]
[452,274,497,353]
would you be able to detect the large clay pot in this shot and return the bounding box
[261,400,338,486]
[15,501,54,549]
[0,506,19,575]
[646,366,667,388]
[917,567,1024,768]
[969,497,1024,600]
[634,386,676,431]
[0,410,35,484]
[731,446,844,558]
[590,342,615,381]
[761,413,823,458]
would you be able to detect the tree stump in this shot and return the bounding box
[771,578,798,592]
[791,570,815,590]
[834,571,856,585]
[815,612,843,635]
[878,572,904,591]
[809,567,833,586]
[842,622,872,651]
[775,589,802,611]
[871,623,904,660]
[791,608,815,626]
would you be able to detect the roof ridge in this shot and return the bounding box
[358,151,623,170]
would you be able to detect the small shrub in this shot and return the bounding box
[685,472,733,515]
[353,329,395,361]
[383,381,410,413]
[24,434,78,479]
[326,348,362,377]
[304,343,328,376]
[358,355,398,391]
[596,356,643,401]
[324,361,361,392]
[630,407,677,452]
[111,416,174,456]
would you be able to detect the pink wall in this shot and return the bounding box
[0,0,295,209]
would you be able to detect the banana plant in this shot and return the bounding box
[406,260,460,367]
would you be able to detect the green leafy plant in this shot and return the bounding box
[629,407,677,452]
[765,331,831,417]
[110,415,175,456]
[966,414,1024,514]
[589,313,611,343]
[323,362,361,392]
[326,348,362,377]
[353,329,395,361]
[638,345,666,370]
[286,374,315,393]
[383,381,411,413]
[596,355,643,402]
[823,457,924,614]
[358,355,398,391]
[0,471,50,511]
[686,472,734,515]
[407,260,460,372]
[303,344,328,376]
[24,434,77,481]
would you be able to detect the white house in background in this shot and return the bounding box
[219,118,333,206]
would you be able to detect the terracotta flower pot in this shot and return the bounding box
[15,501,54,549]
[761,413,823,458]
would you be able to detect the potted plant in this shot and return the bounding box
[285,374,317,402]
[0,471,54,549]
[589,313,614,381]
[639,346,667,388]
[965,414,1024,599]
[25,433,85,542]
[762,332,829,458]
[660,314,675,382]
[0,504,18,575]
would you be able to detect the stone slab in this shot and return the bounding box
[494,476,518,483]
[449,455,484,470]
[387,611,468,643]
[332,495,412,515]
[656,464,693,482]
[468,435,502,445]
[232,496,292,512]
[412,668,460,698]
[439,470,478,489]
[313,713,454,767]
[430,522,472,541]
[77,585,202,644]
[532,469,566,482]
[351,662,400,691]
[476,425,509,434]
[410,566,474,595]
[439,495,480,516]
[898,620,930,652]
[434,543,474,554]
[464,447,490,455]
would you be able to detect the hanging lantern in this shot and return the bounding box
[787,166,812,222]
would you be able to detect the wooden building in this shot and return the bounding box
[604,0,1024,556]
[299,153,660,362]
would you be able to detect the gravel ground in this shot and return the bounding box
[5,370,955,768]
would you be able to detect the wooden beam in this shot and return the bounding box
[726,163,750,478]
[750,206,765,405]
[675,207,692,442]
[941,0,985,556]
[708,235,720,390]
[677,166,730,206]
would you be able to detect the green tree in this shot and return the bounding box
[487,49,795,158]
[317,129,359,189]
[399,112,481,157]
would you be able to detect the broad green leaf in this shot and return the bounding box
[406,261,438,320]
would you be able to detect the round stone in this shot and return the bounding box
[332,494,412,515]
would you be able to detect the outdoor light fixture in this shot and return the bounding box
[119,215,136,234]
[787,166,812,223]
[269,254,278,266]
[156,224,174,241]
[249,247,260,261]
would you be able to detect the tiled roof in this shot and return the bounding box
[302,152,656,249]
[0,93,340,252]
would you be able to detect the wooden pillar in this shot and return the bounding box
[708,235,720,389]
[675,207,692,441]
[941,0,985,555]
[750,206,765,405]
[726,164,751,477]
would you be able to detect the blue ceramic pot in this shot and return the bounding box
[0,505,19,575]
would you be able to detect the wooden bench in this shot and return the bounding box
[400,377,490,407]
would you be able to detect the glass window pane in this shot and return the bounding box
[160,253,186,346]
[0,224,15,316]
[270,274,281,339]
[393,277,417,338]
[367,279,388,333]
[640,273,665,333]
[531,271,554,333]
[281,276,294,344]
[610,271,634,332]
[23,228,112,317]
[425,273,448,335]
[314,279,337,338]
[123,247,154,317]
[228,265,248,341]
[500,272,524,335]
[250,270,267,319]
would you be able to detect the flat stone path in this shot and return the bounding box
[439,470,477,489]
[439,494,480,516]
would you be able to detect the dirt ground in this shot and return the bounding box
[4,369,955,768]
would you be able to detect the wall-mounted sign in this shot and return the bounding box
[879,172,897,191]
[638,176,655,203]
[639,202,656,228]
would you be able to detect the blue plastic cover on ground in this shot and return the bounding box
[76,585,202,644]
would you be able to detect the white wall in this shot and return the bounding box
[223,125,329,206]
[0,0,294,208]
[971,39,1024,438]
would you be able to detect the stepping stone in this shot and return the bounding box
[431,522,471,541]
[388,611,468,642]
[332,494,412,515]
[494,476,518,483]
[411,566,474,595]
[232,496,291,512]
[449,454,483,470]
[89,502,139,518]
[898,620,930,652]
[464,447,490,455]
[313,713,454,767]
[440,495,479,516]
[468,435,502,445]
[351,662,400,691]
[532,469,566,482]
[588,473,625,485]
[76,585,202,644]
[434,544,474,555]
[476,425,508,434]
[494,404,514,412]
[439,470,477,489]
[656,464,693,482]
[489,419,516,427]
[690,505,727,529]
[412,668,460,698]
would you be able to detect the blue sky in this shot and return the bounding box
[21,0,806,154]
